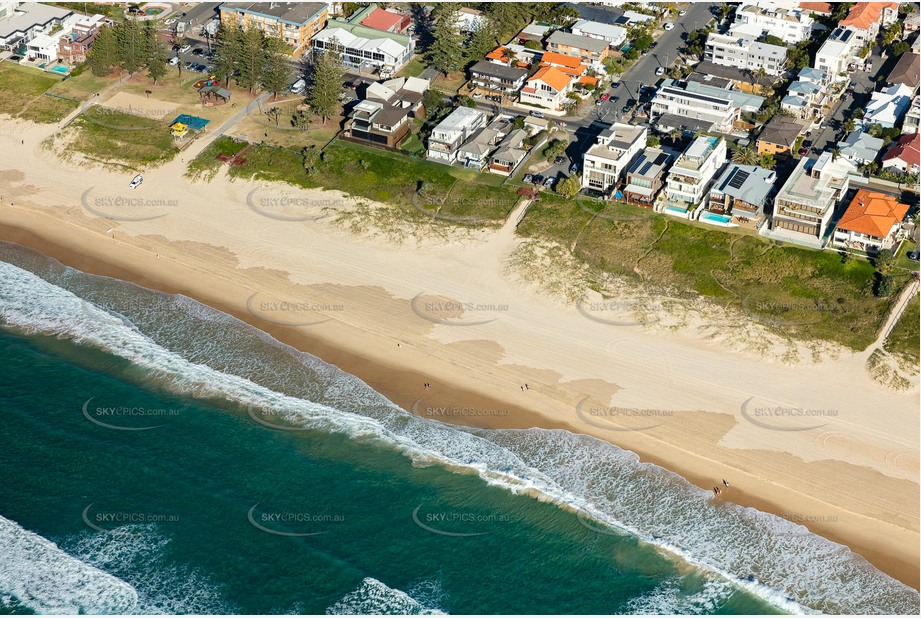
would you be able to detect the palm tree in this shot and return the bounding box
[843,118,856,134]
[759,152,776,170]
[669,128,682,144]
[732,144,758,165]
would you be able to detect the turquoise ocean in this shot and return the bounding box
[0,241,917,615]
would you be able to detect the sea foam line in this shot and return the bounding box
[1,259,918,615]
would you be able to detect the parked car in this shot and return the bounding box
[655,67,666,76]
[798,147,809,156]
[599,93,610,102]
[542,176,555,189]
[129,174,143,189]
[569,162,580,174]
[179,44,191,53]
[664,22,675,30]
[168,56,179,66]
[184,61,194,69]
[909,251,920,261]
[612,81,620,89]
[529,111,544,118]
[532,174,544,185]
[803,140,813,149]
[290,79,306,94]
[192,48,203,56]
[595,98,603,106]
[472,91,483,98]
[523,174,534,184]
[554,155,566,165]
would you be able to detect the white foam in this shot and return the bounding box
[0,514,138,614]
[1,259,919,615]
[325,578,445,615]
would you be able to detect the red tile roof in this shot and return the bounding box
[539,51,583,69]
[799,2,832,14]
[528,66,572,92]
[883,132,921,166]
[360,8,408,33]
[836,189,909,238]
[839,2,899,30]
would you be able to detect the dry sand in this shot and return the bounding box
[1,117,918,588]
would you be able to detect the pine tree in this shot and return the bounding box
[211,23,241,88]
[117,19,148,74]
[147,38,167,84]
[261,38,291,99]
[88,25,117,76]
[305,44,344,125]
[236,26,266,93]
[466,20,498,65]
[427,4,463,76]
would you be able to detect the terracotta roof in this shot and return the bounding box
[883,132,921,166]
[579,75,600,87]
[360,8,408,32]
[486,46,508,61]
[539,51,583,69]
[836,189,909,238]
[839,2,899,30]
[799,2,832,14]
[528,66,572,92]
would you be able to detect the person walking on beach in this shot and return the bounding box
[723,479,730,487]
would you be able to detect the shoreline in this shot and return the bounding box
[1,217,918,591]
[0,115,917,595]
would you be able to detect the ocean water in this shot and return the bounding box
[0,241,917,615]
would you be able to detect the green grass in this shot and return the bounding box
[69,108,179,168]
[48,69,113,102]
[0,62,75,123]
[399,132,424,156]
[189,138,518,224]
[518,194,909,350]
[894,239,919,272]
[185,136,248,181]
[884,295,919,365]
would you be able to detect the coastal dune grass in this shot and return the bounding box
[0,62,76,123]
[885,296,920,366]
[519,194,907,350]
[69,107,178,167]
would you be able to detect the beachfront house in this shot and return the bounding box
[706,163,777,225]
[427,106,487,164]
[769,152,855,246]
[581,123,647,195]
[831,189,909,254]
[662,135,727,215]
[622,147,673,208]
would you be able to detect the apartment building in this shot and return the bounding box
[732,2,814,45]
[311,22,414,74]
[704,31,786,76]
[622,148,672,207]
[581,123,647,194]
[427,107,487,163]
[520,66,573,111]
[650,81,740,134]
[662,136,727,212]
[904,96,921,133]
[220,2,328,56]
[814,27,860,78]
[545,30,611,64]
[770,152,855,244]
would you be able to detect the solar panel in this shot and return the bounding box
[653,153,670,166]
[628,157,645,173]
[639,161,653,175]
[727,169,750,190]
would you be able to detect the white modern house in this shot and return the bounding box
[814,27,860,79]
[570,19,627,47]
[837,130,885,166]
[0,2,71,50]
[704,30,787,76]
[864,83,914,129]
[581,123,647,195]
[732,2,814,45]
[770,152,855,246]
[662,135,727,214]
[427,107,487,163]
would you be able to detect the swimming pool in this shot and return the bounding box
[700,211,732,224]
[49,65,70,75]
[663,205,689,216]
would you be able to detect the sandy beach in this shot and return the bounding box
[1,116,918,589]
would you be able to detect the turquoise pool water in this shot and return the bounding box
[50,65,70,74]
[701,211,732,224]
[663,205,689,216]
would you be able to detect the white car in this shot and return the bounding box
[168,56,179,66]
[472,92,483,98]
[129,174,143,189]
[664,22,675,30]
[655,67,666,76]
[179,44,191,53]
